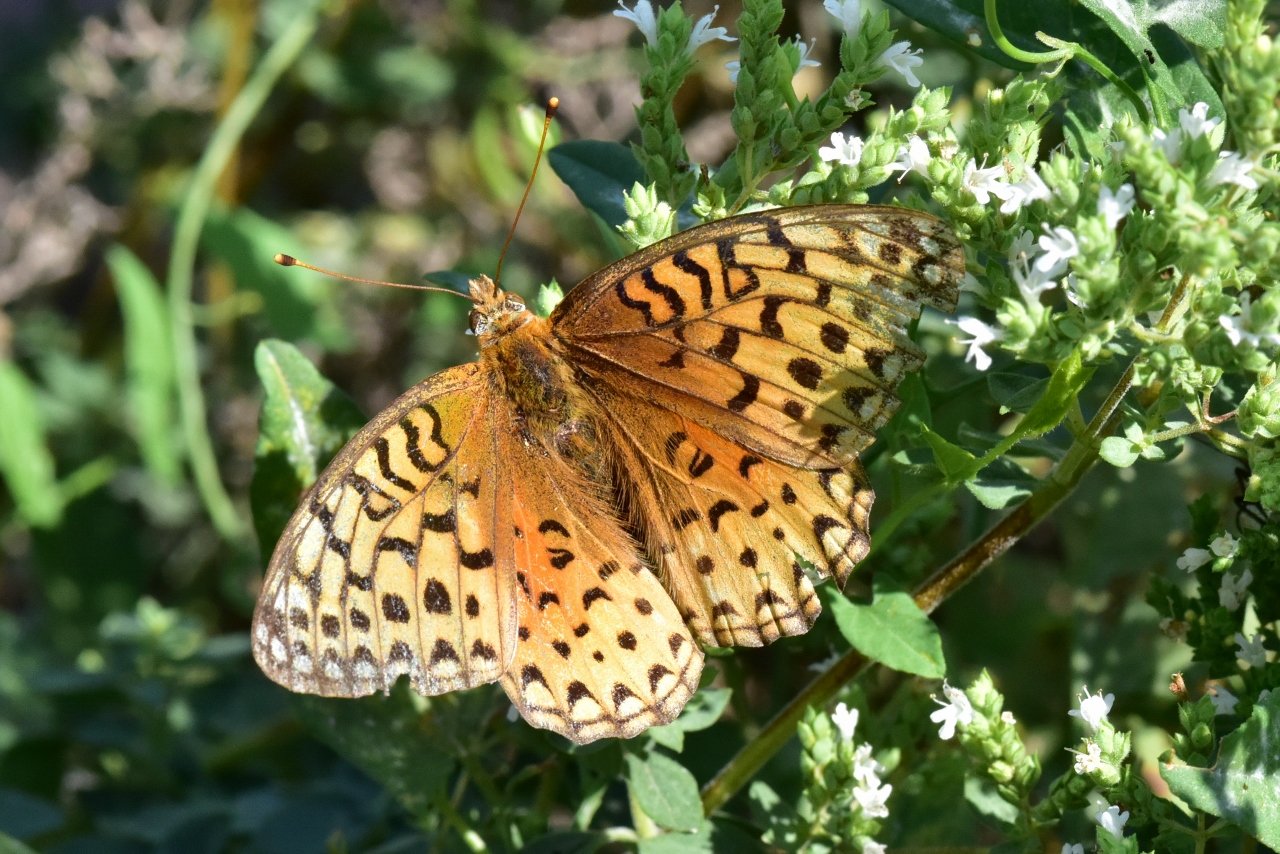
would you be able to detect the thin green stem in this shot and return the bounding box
[166,3,323,540]
[985,0,1068,64]
[1037,35,1151,124]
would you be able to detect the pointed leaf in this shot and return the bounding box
[625,751,703,832]
[107,244,182,486]
[0,359,62,527]
[251,340,366,550]
[823,587,946,679]
[549,140,646,231]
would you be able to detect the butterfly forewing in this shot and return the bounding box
[553,205,963,469]
[253,363,519,698]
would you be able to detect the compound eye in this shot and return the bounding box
[503,296,525,313]
[469,310,490,335]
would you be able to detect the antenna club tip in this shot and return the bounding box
[546,96,559,116]
[274,253,297,267]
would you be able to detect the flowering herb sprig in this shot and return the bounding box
[616,0,1279,848]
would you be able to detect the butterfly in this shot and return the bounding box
[252,204,963,744]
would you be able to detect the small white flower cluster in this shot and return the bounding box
[614,1,734,54]
[1177,531,1257,613]
[726,0,925,86]
[830,701,893,846]
[1150,102,1259,190]
[945,166,1138,371]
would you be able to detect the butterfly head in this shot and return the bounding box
[467,274,532,345]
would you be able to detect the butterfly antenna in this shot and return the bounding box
[273,254,475,302]
[494,96,559,287]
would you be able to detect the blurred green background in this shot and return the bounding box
[0,1,1240,851]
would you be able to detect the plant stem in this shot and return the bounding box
[700,272,1201,817]
[167,2,322,540]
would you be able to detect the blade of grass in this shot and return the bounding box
[166,2,324,539]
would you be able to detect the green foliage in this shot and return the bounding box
[3,0,1279,851]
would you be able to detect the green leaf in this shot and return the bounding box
[250,340,366,551]
[918,424,978,482]
[202,206,352,349]
[1161,689,1280,847]
[1016,349,1094,438]
[1099,436,1141,467]
[987,371,1049,414]
[295,688,456,826]
[878,0,1068,69]
[107,244,182,486]
[823,587,946,679]
[965,458,1037,509]
[549,140,646,231]
[963,775,1019,826]
[0,359,62,528]
[636,823,715,854]
[625,750,703,832]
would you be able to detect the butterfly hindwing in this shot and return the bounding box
[597,387,873,646]
[252,363,520,698]
[500,449,703,742]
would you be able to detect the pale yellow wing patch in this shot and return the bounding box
[252,363,518,697]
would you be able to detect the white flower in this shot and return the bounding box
[890,134,931,178]
[1062,845,1085,854]
[1219,293,1280,348]
[1219,568,1253,611]
[832,702,860,740]
[930,680,975,739]
[962,160,1015,206]
[852,742,884,784]
[1235,631,1267,668]
[1097,804,1130,839]
[687,5,735,53]
[725,60,741,83]
[1152,126,1183,164]
[1071,740,1106,774]
[951,316,1000,371]
[1179,101,1220,141]
[861,842,886,854]
[818,131,864,167]
[1210,532,1239,558]
[1207,684,1239,715]
[999,168,1051,214]
[809,648,842,672]
[1098,183,1135,229]
[1177,546,1212,572]
[1035,226,1080,277]
[1001,710,1016,725]
[852,780,892,818]
[614,1,658,46]
[791,36,821,72]
[1068,686,1114,732]
[824,0,862,36]
[879,40,924,87]
[1208,151,1259,190]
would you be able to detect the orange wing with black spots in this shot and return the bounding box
[499,451,701,742]
[553,205,963,469]
[554,205,961,647]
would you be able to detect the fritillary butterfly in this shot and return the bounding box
[252,205,963,743]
